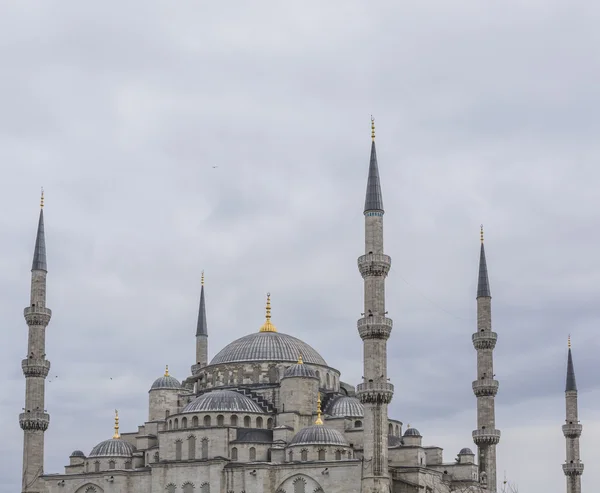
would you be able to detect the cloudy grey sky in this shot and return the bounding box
[1,2,598,491]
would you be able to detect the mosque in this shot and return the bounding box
[19,121,584,493]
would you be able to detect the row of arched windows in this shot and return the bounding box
[288,449,352,461]
[230,446,256,461]
[174,436,209,460]
[85,459,131,473]
[388,423,401,436]
[166,483,209,493]
[168,415,273,430]
[199,367,339,390]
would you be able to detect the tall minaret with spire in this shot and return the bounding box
[562,336,584,493]
[356,118,394,493]
[472,226,500,491]
[20,190,52,493]
[195,271,208,367]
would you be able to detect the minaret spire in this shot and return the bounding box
[472,226,500,491]
[195,271,208,367]
[562,337,584,492]
[357,118,394,493]
[21,190,52,493]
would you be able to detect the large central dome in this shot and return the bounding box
[210,331,327,366]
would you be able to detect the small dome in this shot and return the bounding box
[182,390,263,414]
[403,427,421,437]
[282,363,318,379]
[70,450,85,457]
[289,425,348,447]
[89,439,135,458]
[150,373,181,391]
[328,396,364,418]
[459,447,474,455]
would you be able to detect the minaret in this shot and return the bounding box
[472,226,500,491]
[562,336,584,493]
[195,271,208,367]
[356,118,394,493]
[20,190,52,493]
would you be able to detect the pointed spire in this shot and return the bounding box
[196,271,207,337]
[113,409,120,439]
[164,365,170,377]
[477,225,491,298]
[566,336,577,392]
[364,117,384,214]
[32,189,47,272]
[259,292,277,332]
[315,392,323,425]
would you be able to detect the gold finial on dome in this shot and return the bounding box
[315,392,324,425]
[40,187,44,209]
[480,224,484,244]
[201,270,205,286]
[164,365,169,377]
[259,292,277,332]
[297,353,304,364]
[568,334,571,349]
[371,116,375,141]
[113,409,120,439]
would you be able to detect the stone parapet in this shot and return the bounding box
[472,378,499,397]
[472,331,497,350]
[357,317,393,340]
[562,423,583,438]
[357,381,394,404]
[21,358,51,378]
[472,429,500,445]
[562,462,584,476]
[19,411,50,431]
[357,253,391,278]
[23,306,52,326]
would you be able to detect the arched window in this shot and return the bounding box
[348,450,353,459]
[301,449,308,461]
[289,450,293,462]
[204,415,211,427]
[355,420,362,428]
[253,366,261,383]
[192,416,199,427]
[174,418,179,429]
[231,415,238,427]
[188,436,196,460]
[168,420,172,430]
[315,371,320,384]
[293,477,306,493]
[231,447,238,460]
[175,440,183,460]
[267,417,273,429]
[94,461,100,472]
[244,416,251,427]
[165,410,170,419]
[217,415,224,426]
[182,417,188,429]
[108,460,116,470]
[183,483,194,493]
[200,483,210,493]
[256,417,263,428]
[249,447,256,461]
[166,484,176,493]
[154,452,159,463]
[335,450,342,460]
[396,424,400,436]
[268,365,278,383]
[318,449,326,460]
[201,438,209,459]
[125,459,132,469]
[326,374,331,388]
[388,423,393,435]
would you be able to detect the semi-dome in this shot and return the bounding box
[210,331,327,366]
[150,366,181,390]
[89,439,135,458]
[459,447,474,455]
[403,427,421,437]
[70,450,85,457]
[282,359,318,379]
[182,390,264,414]
[289,425,349,446]
[328,396,364,418]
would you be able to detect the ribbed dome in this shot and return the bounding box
[282,363,318,379]
[89,439,135,458]
[150,375,181,390]
[328,396,364,418]
[70,450,85,457]
[403,427,421,437]
[459,447,474,455]
[182,390,264,414]
[210,332,327,366]
[289,425,348,446]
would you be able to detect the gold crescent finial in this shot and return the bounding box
[201,270,205,286]
[371,116,375,141]
[164,365,169,377]
[480,224,484,244]
[40,187,44,209]
[315,392,323,425]
[259,292,277,332]
[113,409,120,439]
[297,353,303,364]
[568,335,571,349]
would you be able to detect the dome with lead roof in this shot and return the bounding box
[70,450,85,457]
[89,439,135,458]
[182,390,264,414]
[289,425,349,446]
[404,427,421,437]
[282,356,319,379]
[328,396,364,418]
[459,447,474,455]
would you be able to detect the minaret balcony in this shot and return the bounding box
[356,381,394,404]
[21,358,51,378]
[357,316,393,340]
[357,253,391,278]
[562,462,584,476]
[19,411,50,432]
[472,379,499,397]
[472,428,501,445]
[23,306,52,326]
[562,423,583,438]
[471,331,497,350]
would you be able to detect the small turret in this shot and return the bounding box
[280,354,319,416]
[148,365,181,421]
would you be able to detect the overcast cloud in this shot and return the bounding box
[0,2,598,492]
